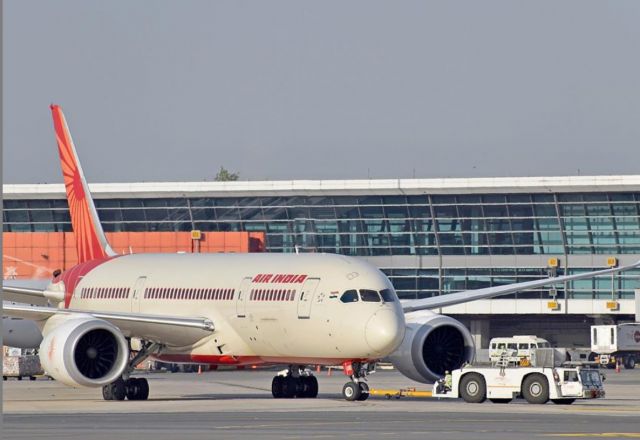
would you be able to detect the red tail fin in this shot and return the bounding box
[51,105,116,263]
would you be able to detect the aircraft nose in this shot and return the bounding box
[365,309,404,355]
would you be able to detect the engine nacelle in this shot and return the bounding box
[39,316,129,387]
[388,310,475,383]
[3,317,43,348]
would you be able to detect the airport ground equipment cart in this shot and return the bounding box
[432,364,605,404]
[2,355,44,381]
[591,323,640,369]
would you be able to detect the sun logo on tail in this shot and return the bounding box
[51,105,114,263]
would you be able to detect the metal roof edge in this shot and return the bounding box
[4,175,640,199]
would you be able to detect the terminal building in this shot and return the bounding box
[4,175,640,348]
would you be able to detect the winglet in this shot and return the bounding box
[51,105,116,262]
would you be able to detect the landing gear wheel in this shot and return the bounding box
[282,376,297,398]
[299,376,318,398]
[552,399,575,405]
[103,378,126,401]
[125,378,149,400]
[522,374,549,404]
[126,378,140,400]
[272,376,285,398]
[460,373,486,403]
[138,378,149,400]
[356,382,370,401]
[342,382,361,401]
[102,383,114,400]
[489,398,511,404]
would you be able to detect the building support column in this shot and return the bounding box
[470,319,490,350]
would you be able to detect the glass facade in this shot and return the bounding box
[4,191,640,300]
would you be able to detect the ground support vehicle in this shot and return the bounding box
[591,324,640,369]
[3,355,44,381]
[432,364,605,404]
[489,335,551,365]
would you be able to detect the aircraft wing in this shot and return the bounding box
[402,260,640,313]
[2,282,51,306]
[3,302,215,347]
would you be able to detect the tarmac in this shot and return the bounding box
[3,368,640,439]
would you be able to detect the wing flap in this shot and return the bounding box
[402,260,640,313]
[3,302,214,347]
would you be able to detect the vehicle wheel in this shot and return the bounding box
[272,376,285,398]
[357,382,370,401]
[522,374,549,404]
[342,382,361,401]
[552,399,575,405]
[489,398,511,404]
[3,376,7,381]
[111,378,126,401]
[624,356,635,370]
[29,376,37,381]
[460,373,486,403]
[281,376,297,398]
[17,376,22,381]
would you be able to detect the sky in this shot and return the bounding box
[3,1,640,184]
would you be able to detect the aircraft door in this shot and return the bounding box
[297,278,320,319]
[236,277,253,318]
[130,276,147,313]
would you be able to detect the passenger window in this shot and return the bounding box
[498,343,506,349]
[359,289,381,302]
[491,343,496,349]
[379,289,396,302]
[518,343,528,350]
[531,344,537,349]
[507,343,517,350]
[340,290,359,303]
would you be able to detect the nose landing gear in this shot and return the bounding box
[271,365,319,398]
[341,361,373,401]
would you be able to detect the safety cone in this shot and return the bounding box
[328,367,332,376]
[615,360,621,373]
[316,365,321,373]
[198,365,202,375]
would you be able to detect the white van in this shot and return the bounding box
[489,335,551,364]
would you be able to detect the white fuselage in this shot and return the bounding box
[59,253,406,366]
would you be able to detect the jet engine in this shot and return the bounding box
[39,316,129,387]
[388,310,475,383]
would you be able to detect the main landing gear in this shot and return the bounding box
[341,361,374,401]
[271,365,319,399]
[102,341,160,401]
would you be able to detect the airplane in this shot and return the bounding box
[3,105,639,402]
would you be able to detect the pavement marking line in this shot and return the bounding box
[560,406,640,414]
[544,434,640,438]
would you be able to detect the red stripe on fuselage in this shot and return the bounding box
[55,257,119,308]
[153,354,369,367]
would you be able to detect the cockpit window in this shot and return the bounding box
[359,289,381,302]
[340,290,359,303]
[379,289,396,302]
